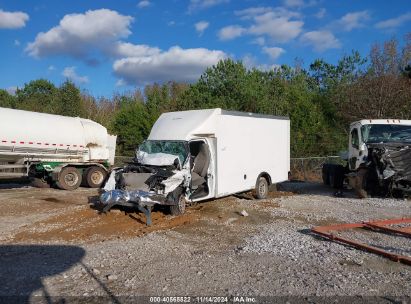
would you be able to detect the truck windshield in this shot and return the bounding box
[361,124,411,143]
[138,140,188,164]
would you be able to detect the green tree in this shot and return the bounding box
[111,100,152,155]
[15,79,58,113]
[58,80,82,117]
[0,89,16,108]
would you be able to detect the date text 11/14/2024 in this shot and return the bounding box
[149,296,257,303]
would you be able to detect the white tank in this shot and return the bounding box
[0,107,116,164]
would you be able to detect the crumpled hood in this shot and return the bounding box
[136,151,179,166]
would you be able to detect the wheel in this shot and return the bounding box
[322,164,330,185]
[355,168,368,198]
[84,166,107,188]
[169,194,186,216]
[28,166,51,188]
[254,177,268,199]
[56,167,82,190]
[328,166,335,188]
[332,165,345,189]
[30,177,51,188]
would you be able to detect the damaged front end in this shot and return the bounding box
[363,142,411,196]
[100,141,191,224]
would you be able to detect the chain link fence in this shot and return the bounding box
[290,156,344,182]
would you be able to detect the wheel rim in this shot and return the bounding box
[91,171,104,185]
[259,180,267,197]
[64,172,79,187]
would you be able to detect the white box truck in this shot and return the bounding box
[101,108,290,224]
[0,107,117,190]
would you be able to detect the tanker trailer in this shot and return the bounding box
[0,107,117,190]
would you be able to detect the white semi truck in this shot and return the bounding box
[100,108,290,223]
[323,119,411,198]
[0,107,117,190]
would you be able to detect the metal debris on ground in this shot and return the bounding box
[239,210,249,217]
[312,218,411,265]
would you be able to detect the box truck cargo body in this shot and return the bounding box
[101,108,290,221]
[0,107,117,190]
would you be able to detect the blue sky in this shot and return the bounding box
[0,0,410,97]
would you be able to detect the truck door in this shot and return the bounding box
[349,126,361,170]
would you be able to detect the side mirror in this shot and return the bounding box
[359,143,366,152]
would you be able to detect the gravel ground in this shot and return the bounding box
[0,182,410,302]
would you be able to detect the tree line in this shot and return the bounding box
[1,35,410,157]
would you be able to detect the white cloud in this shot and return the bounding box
[25,8,229,86]
[113,46,227,85]
[375,12,411,29]
[62,66,89,84]
[283,0,317,8]
[48,65,56,71]
[314,8,326,19]
[248,11,304,43]
[116,79,126,87]
[262,46,285,60]
[242,55,280,71]
[6,86,17,95]
[195,21,209,36]
[222,7,304,43]
[218,25,246,40]
[137,0,151,8]
[0,9,29,29]
[167,20,176,26]
[252,37,266,46]
[338,10,370,31]
[235,7,273,19]
[14,39,20,46]
[236,6,300,19]
[188,0,229,12]
[113,42,160,58]
[300,30,341,52]
[26,9,133,61]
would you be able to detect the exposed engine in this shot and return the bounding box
[365,143,411,195]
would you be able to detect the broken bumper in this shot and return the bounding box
[99,190,164,225]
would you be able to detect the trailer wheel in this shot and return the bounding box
[254,177,269,199]
[30,177,51,188]
[85,166,107,188]
[56,167,82,190]
[169,194,186,216]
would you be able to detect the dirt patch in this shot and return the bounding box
[267,190,294,198]
[1,186,276,245]
[9,206,199,244]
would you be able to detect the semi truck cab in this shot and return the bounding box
[324,119,411,198]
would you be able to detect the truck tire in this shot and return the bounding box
[355,168,368,199]
[331,165,345,189]
[169,194,186,216]
[30,177,51,188]
[328,165,336,187]
[56,167,82,190]
[322,164,330,185]
[84,166,107,188]
[254,177,269,199]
